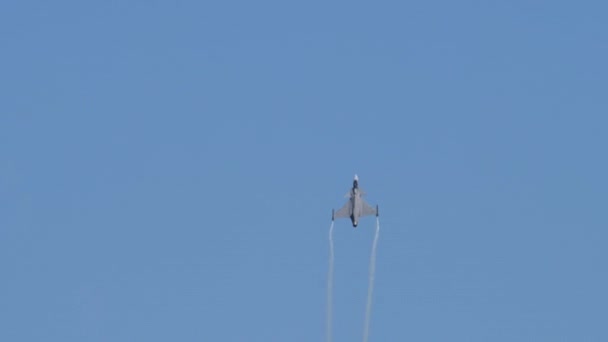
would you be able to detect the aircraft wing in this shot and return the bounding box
[361,198,377,217]
[334,200,352,219]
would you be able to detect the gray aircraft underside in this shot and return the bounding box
[333,174,378,227]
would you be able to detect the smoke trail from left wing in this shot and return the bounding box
[326,221,335,342]
[362,217,380,342]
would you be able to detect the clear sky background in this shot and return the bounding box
[2,1,607,341]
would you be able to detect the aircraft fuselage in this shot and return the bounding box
[350,178,361,227]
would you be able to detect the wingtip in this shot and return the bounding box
[376,205,379,217]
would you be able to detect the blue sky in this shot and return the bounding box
[2,1,607,341]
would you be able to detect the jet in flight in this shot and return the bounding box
[333,174,378,227]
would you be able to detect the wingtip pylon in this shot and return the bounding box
[376,205,379,217]
[332,209,335,221]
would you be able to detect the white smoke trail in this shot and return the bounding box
[326,221,335,342]
[362,217,380,342]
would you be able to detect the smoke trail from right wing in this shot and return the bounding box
[362,217,380,342]
[326,221,335,342]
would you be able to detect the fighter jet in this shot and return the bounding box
[332,174,378,227]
